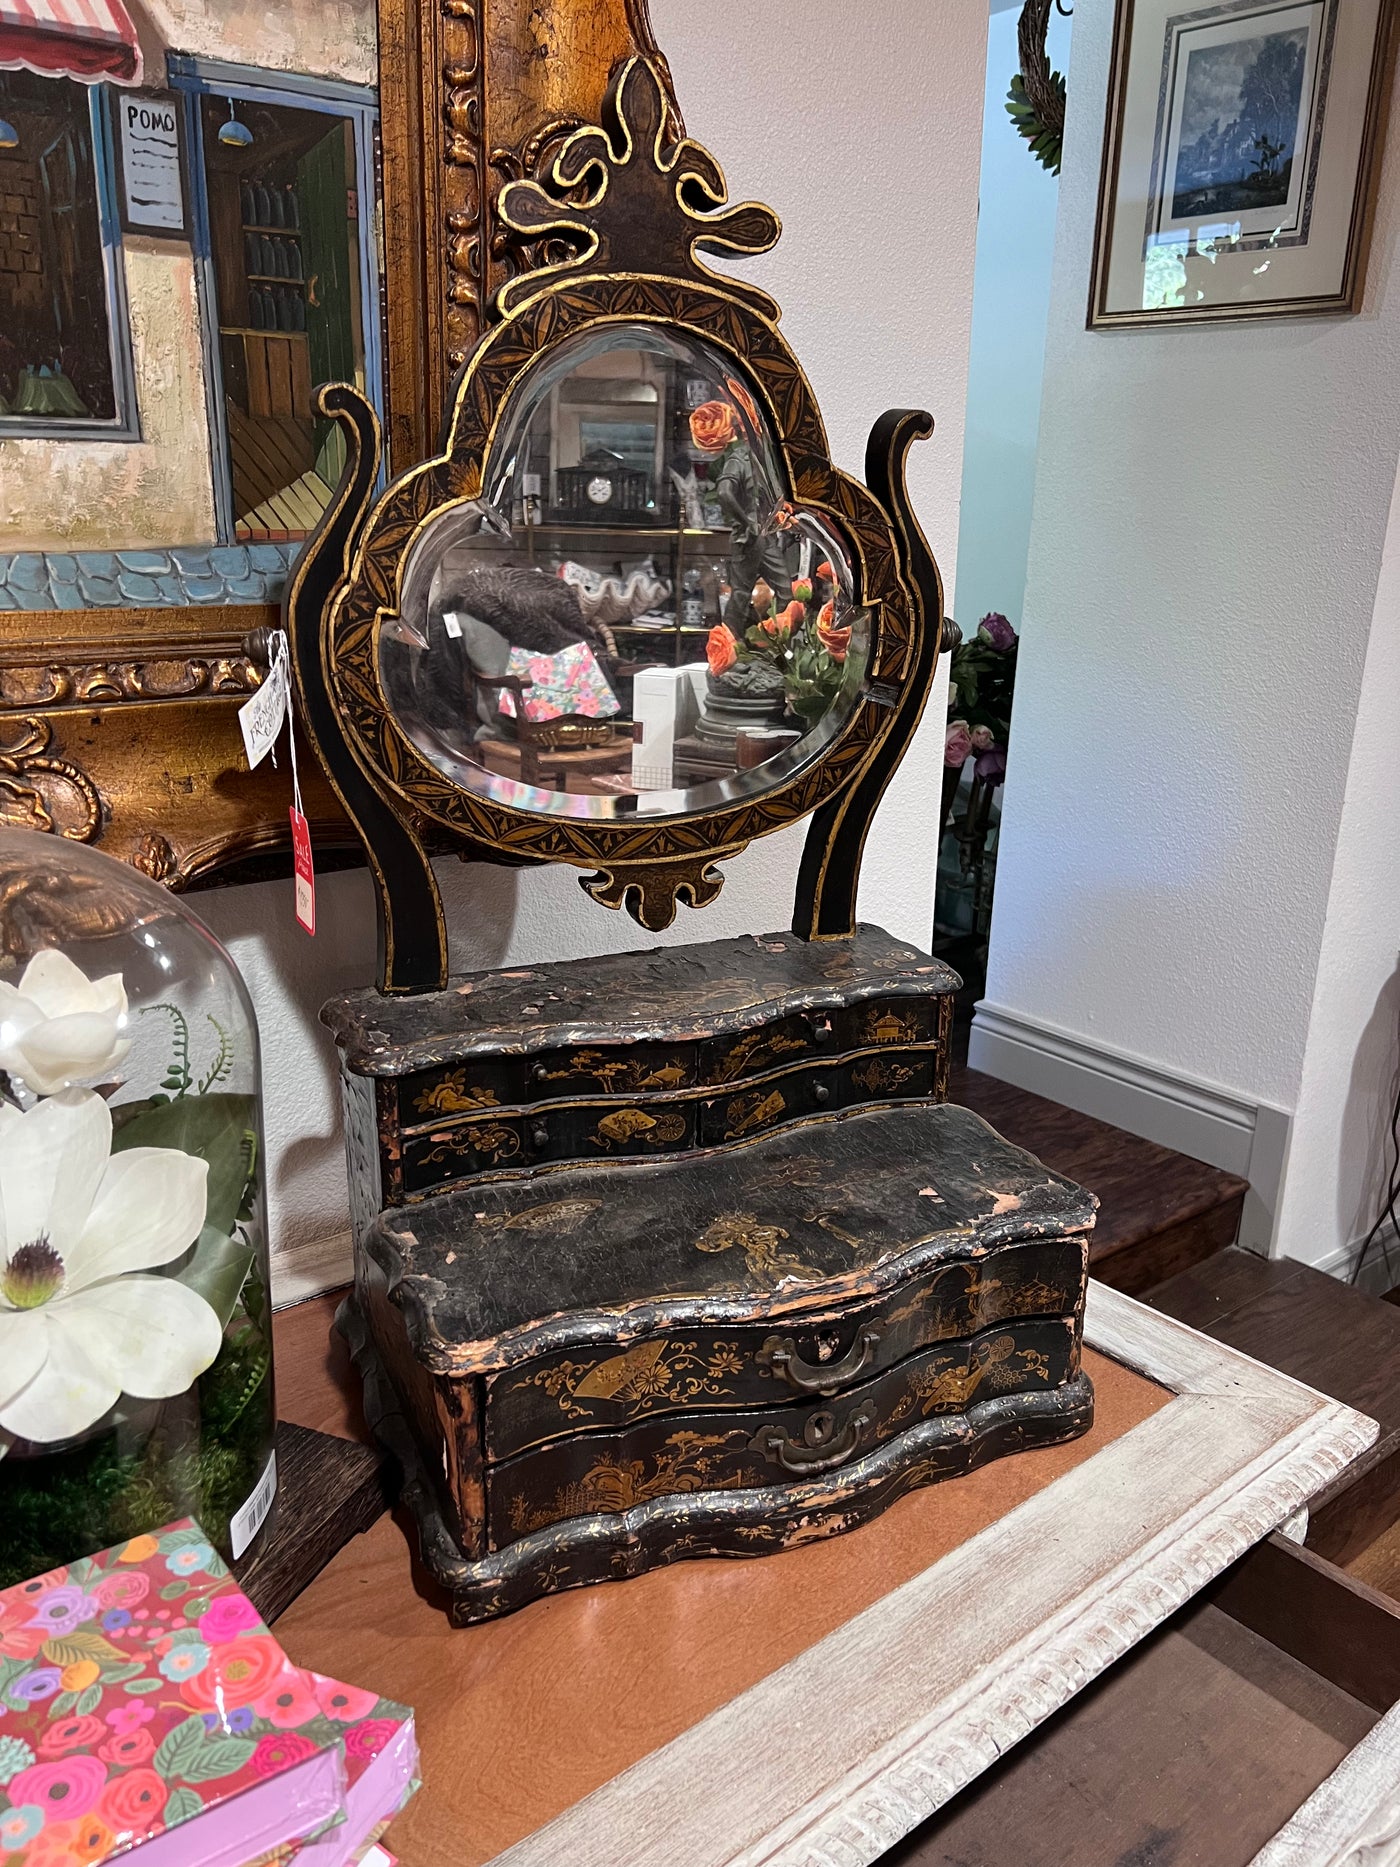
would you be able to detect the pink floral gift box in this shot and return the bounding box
[0,1522,414,1867]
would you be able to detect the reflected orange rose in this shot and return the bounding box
[816,602,851,663]
[724,377,761,429]
[689,401,739,455]
[706,625,738,676]
[816,560,835,582]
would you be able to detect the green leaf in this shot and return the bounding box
[180,1737,257,1783]
[184,1596,214,1622]
[42,1629,124,1667]
[110,1092,256,1238]
[99,1662,146,1685]
[48,1690,78,1718]
[164,1786,205,1826]
[160,1581,187,1601]
[155,1716,210,1780]
[124,1677,163,1694]
[178,1226,256,1331]
[75,1683,102,1715]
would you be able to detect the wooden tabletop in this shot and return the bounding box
[271,1290,1167,1867]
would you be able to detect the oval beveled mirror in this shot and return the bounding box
[383,324,869,820]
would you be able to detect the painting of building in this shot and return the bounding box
[0,0,379,611]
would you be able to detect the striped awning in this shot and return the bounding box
[0,0,142,84]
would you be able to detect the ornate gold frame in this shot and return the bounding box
[0,0,668,887]
[288,59,946,992]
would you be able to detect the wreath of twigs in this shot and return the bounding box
[1008,0,1071,176]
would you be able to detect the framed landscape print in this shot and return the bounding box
[1090,0,1397,326]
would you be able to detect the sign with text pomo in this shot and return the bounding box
[117,92,187,235]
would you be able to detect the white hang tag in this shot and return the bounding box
[239,631,291,770]
[442,610,464,639]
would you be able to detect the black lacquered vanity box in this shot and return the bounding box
[324,925,957,1240]
[326,928,1096,1624]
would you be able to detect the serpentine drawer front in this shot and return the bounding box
[344,1099,1097,1622]
[324,925,958,1226]
[485,1233,1085,1459]
[485,1317,1080,1549]
[396,1045,946,1196]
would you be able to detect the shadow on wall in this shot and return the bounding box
[1341,962,1400,1269]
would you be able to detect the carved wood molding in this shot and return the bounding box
[6,0,664,888]
[378,0,675,466]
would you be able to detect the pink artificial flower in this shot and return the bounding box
[344,1719,399,1762]
[969,725,995,753]
[37,1714,106,1758]
[104,1702,155,1734]
[94,1570,149,1613]
[944,720,974,769]
[975,745,1008,786]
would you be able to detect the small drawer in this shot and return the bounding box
[838,997,943,1051]
[401,1098,704,1193]
[698,1012,825,1084]
[485,1237,1085,1460]
[397,1045,700,1129]
[487,1315,1080,1550]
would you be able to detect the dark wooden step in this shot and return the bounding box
[950,1062,1248,1295]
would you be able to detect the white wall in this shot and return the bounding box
[194,0,988,1300]
[1273,458,1400,1276]
[974,0,1400,1233]
[953,0,1069,631]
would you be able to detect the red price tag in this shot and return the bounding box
[290,805,316,935]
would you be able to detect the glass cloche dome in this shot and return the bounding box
[0,831,275,1582]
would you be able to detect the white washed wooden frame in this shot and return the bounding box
[487,1282,1379,1867]
[1251,1699,1400,1867]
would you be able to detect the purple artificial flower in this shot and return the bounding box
[977,612,1017,653]
[974,746,1008,787]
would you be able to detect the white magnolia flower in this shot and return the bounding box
[0,1089,218,1446]
[0,950,131,1097]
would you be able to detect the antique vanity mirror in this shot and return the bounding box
[287,58,943,992]
[294,56,1096,1625]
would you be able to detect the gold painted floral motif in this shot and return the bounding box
[694,1213,821,1283]
[476,1197,604,1236]
[851,1057,918,1096]
[511,1337,748,1421]
[538,1050,692,1092]
[725,1088,787,1138]
[892,1333,1020,1422]
[590,1107,688,1149]
[713,1029,807,1084]
[421,1121,521,1167]
[507,1429,733,1535]
[413,1070,501,1115]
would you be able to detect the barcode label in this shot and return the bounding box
[230,1450,277,1560]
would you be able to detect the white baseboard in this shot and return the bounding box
[1298,1223,1400,1297]
[270,1228,353,1309]
[968,1001,1292,1253]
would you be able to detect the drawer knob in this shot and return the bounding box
[531,1063,550,1086]
[530,1124,549,1150]
[758,1326,880,1396]
[750,1405,874,1475]
[813,1081,831,1106]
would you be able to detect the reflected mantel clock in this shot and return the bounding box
[295,54,1097,1624]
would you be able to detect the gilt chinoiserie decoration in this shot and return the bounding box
[296,48,1095,1622]
[287,56,948,994]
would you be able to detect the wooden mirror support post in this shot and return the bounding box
[287,43,1098,1626]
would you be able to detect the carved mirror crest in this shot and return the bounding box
[289,58,947,993]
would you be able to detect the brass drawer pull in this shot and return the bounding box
[750,1405,873,1474]
[758,1326,881,1396]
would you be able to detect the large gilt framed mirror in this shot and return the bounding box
[288,57,947,991]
